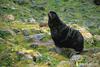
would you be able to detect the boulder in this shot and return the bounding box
[70,55,83,62]
[94,35,100,41]
[33,33,45,41]
[79,63,99,67]
[17,49,42,61]
[87,48,100,53]
[24,33,45,41]
[28,18,36,23]
[22,54,33,60]
[3,14,15,21]
[92,52,100,63]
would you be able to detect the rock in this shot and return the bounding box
[17,51,33,60]
[81,51,100,64]
[89,48,100,53]
[57,61,75,67]
[23,54,33,60]
[69,54,100,67]
[79,63,99,67]
[79,63,87,67]
[28,18,36,23]
[92,35,100,46]
[94,35,100,41]
[88,63,100,67]
[84,48,100,55]
[3,14,15,21]
[24,34,45,42]
[70,55,83,62]
[22,29,30,36]
[33,33,45,41]
[93,52,100,63]
[17,49,42,61]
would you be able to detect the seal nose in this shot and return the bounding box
[48,12,52,19]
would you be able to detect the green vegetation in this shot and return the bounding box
[0,0,100,67]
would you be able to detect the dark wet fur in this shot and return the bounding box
[48,11,84,53]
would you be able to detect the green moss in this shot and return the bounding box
[0,0,100,66]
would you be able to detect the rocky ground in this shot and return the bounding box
[0,22,100,67]
[0,0,100,67]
